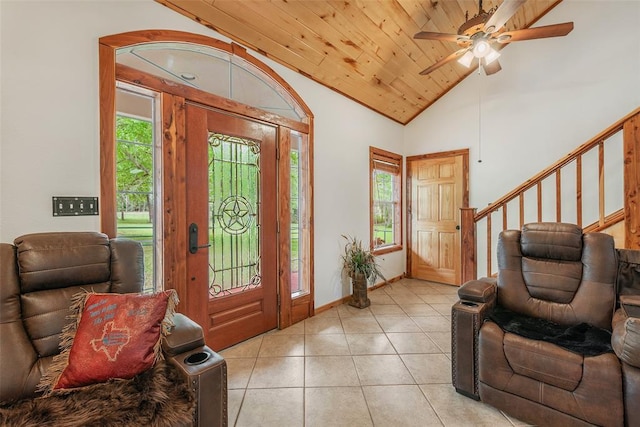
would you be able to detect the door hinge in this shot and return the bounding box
[277,293,281,308]
[276,147,280,160]
[277,221,280,234]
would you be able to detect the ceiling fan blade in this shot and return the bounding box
[483,0,526,33]
[419,48,468,75]
[483,59,502,75]
[414,31,468,43]
[496,22,574,43]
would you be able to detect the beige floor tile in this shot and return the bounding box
[225,358,255,389]
[370,304,406,315]
[236,388,304,427]
[399,303,440,316]
[387,332,441,354]
[353,354,415,385]
[420,294,459,304]
[368,291,396,305]
[363,385,443,426]
[435,285,460,295]
[227,389,244,426]
[219,335,263,358]
[341,316,383,333]
[383,284,414,295]
[305,355,360,386]
[305,387,373,427]
[346,333,396,355]
[337,304,374,318]
[410,286,446,295]
[305,333,350,356]
[270,320,305,335]
[390,294,425,305]
[401,353,451,384]
[412,315,451,332]
[428,303,455,316]
[375,315,422,332]
[421,384,513,426]
[258,333,305,357]
[426,331,452,353]
[247,357,304,388]
[220,279,512,427]
[304,316,344,334]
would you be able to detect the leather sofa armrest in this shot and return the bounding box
[612,308,640,368]
[458,278,497,304]
[162,313,206,357]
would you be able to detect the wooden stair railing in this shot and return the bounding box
[461,107,640,282]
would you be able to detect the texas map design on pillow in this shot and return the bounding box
[38,290,178,395]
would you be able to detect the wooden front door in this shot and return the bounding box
[185,103,278,351]
[407,151,468,285]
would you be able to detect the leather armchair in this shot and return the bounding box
[0,232,227,426]
[452,223,639,427]
[612,249,640,427]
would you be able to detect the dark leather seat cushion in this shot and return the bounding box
[489,305,613,357]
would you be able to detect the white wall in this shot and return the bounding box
[405,0,640,212]
[0,0,404,308]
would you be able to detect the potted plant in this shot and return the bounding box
[341,235,386,308]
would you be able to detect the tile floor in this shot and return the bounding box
[220,278,526,426]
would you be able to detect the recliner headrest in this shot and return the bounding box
[520,222,583,262]
[14,232,111,293]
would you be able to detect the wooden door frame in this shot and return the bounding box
[99,30,315,336]
[406,149,469,281]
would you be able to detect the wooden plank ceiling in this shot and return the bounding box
[155,0,562,124]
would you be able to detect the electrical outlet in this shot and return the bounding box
[52,197,99,216]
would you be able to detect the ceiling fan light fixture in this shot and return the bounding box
[497,34,512,43]
[484,48,501,65]
[457,50,475,68]
[472,39,491,57]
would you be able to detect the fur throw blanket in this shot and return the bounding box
[489,305,613,357]
[0,361,194,427]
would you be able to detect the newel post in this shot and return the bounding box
[460,207,477,284]
[624,112,640,249]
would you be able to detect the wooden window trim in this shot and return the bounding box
[369,146,403,255]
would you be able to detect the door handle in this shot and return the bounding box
[189,223,212,254]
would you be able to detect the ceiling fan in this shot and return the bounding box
[414,0,574,76]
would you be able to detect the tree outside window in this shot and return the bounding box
[370,147,402,254]
[116,114,156,292]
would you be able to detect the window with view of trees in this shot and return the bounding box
[115,86,161,293]
[370,147,402,254]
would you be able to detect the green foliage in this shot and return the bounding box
[373,170,393,201]
[116,116,153,215]
[341,235,386,282]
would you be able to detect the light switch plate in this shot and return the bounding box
[52,197,99,216]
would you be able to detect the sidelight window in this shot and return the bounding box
[115,84,162,292]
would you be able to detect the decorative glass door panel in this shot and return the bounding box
[186,103,278,351]
[208,133,261,298]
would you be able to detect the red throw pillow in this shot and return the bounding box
[39,290,178,394]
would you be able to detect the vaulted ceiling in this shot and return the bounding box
[155,0,563,124]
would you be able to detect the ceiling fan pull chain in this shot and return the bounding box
[478,60,483,164]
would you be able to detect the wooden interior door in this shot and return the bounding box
[185,103,278,351]
[408,153,466,285]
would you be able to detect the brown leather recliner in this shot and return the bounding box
[452,223,640,427]
[0,232,227,426]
